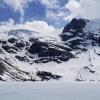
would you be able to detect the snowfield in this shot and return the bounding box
[0,81,100,100]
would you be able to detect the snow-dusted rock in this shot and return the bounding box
[1,18,100,82]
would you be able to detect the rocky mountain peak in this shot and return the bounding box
[60,18,100,51]
[62,18,89,33]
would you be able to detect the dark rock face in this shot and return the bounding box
[8,38,17,43]
[60,18,100,51]
[0,61,6,75]
[15,55,29,62]
[28,40,47,54]
[2,45,18,53]
[28,39,74,63]
[63,18,88,33]
[2,45,11,51]
[0,40,7,44]
[29,38,38,42]
[60,18,88,50]
[15,41,25,49]
[1,36,74,64]
[37,71,61,81]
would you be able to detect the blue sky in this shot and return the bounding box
[0,0,99,36]
[0,1,45,23]
[0,0,69,28]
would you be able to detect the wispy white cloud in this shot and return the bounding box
[38,0,60,9]
[45,0,100,22]
[1,0,33,22]
[65,0,100,20]
[0,18,14,32]
[41,0,69,25]
[0,18,57,37]
[46,9,69,21]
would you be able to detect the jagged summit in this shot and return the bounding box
[62,18,89,33]
[60,18,100,51]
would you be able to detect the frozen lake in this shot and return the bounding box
[0,81,100,100]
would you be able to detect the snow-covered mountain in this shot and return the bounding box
[1,18,100,82]
[0,29,74,81]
